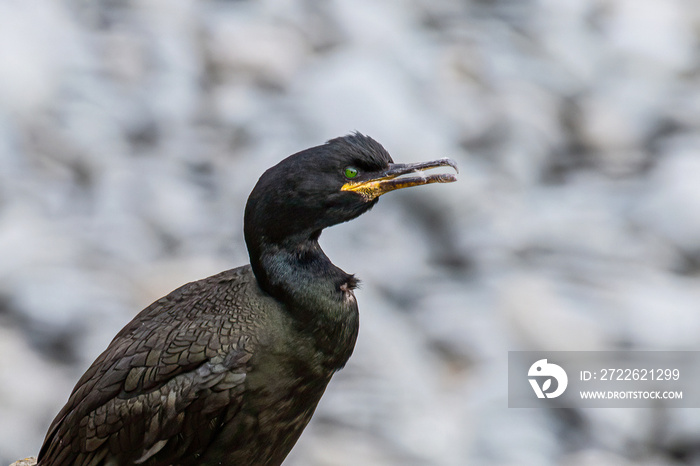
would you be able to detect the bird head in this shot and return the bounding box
[244,132,458,250]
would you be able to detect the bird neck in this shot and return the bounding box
[249,233,358,324]
[247,233,360,369]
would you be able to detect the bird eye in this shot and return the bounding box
[344,167,359,179]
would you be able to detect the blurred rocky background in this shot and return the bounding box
[2,0,700,464]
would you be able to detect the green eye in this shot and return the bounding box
[344,167,359,179]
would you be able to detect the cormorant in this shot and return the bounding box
[37,133,458,466]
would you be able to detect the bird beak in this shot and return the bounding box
[341,158,459,201]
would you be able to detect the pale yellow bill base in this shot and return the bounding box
[341,158,459,201]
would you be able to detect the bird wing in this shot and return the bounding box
[38,266,262,466]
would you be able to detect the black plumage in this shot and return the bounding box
[37,133,457,466]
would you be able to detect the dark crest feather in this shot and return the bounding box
[325,132,394,170]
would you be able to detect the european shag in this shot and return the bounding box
[37,133,458,466]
